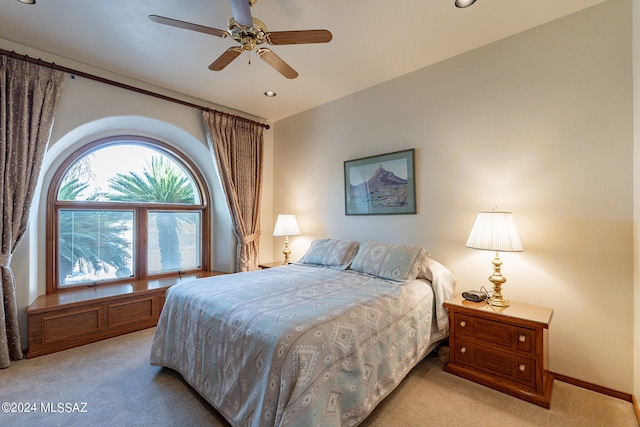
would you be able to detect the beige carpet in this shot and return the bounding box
[0,328,636,427]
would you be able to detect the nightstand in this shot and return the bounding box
[258,261,287,269]
[443,293,554,408]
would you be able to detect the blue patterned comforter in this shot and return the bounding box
[150,263,454,426]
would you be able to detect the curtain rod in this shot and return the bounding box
[0,48,270,130]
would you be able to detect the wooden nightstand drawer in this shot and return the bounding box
[473,317,513,348]
[456,340,536,389]
[454,313,536,357]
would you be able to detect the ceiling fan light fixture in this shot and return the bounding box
[17,0,36,4]
[264,91,277,97]
[455,0,476,8]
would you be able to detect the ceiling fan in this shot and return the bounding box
[149,0,332,79]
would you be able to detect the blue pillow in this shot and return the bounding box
[298,239,360,270]
[350,241,428,282]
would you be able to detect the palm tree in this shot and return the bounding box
[105,156,195,272]
[57,177,132,284]
[105,156,195,204]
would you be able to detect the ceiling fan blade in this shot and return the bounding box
[228,0,253,28]
[265,30,332,45]
[149,15,228,38]
[257,48,298,79]
[209,47,244,71]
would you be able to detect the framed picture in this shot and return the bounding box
[344,148,416,215]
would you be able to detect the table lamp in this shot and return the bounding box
[465,210,523,307]
[273,214,300,264]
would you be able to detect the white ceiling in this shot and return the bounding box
[0,0,606,122]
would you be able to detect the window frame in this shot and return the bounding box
[46,135,211,293]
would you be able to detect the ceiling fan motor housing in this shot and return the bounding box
[228,17,267,50]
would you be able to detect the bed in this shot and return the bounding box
[150,239,456,426]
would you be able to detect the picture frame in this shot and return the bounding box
[344,148,416,215]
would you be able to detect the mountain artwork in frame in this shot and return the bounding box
[344,149,416,215]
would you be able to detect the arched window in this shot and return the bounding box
[46,136,210,292]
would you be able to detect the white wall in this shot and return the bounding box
[273,1,634,393]
[0,39,275,348]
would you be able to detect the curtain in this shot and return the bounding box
[0,56,64,367]
[203,111,264,272]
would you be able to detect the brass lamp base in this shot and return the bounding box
[281,237,291,264]
[487,251,509,307]
[487,294,509,307]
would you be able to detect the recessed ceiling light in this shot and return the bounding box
[455,0,476,7]
[264,91,276,97]
[17,0,36,4]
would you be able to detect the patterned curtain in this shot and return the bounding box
[0,56,64,367]
[203,111,264,272]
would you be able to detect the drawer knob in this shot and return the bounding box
[519,364,526,372]
[460,347,467,354]
[460,321,467,327]
[519,335,526,342]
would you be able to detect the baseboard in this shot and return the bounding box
[633,395,640,426]
[550,371,633,402]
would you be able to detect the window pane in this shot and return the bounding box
[58,144,201,204]
[147,211,201,274]
[58,210,134,286]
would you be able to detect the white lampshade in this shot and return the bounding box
[273,214,300,237]
[465,211,523,252]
